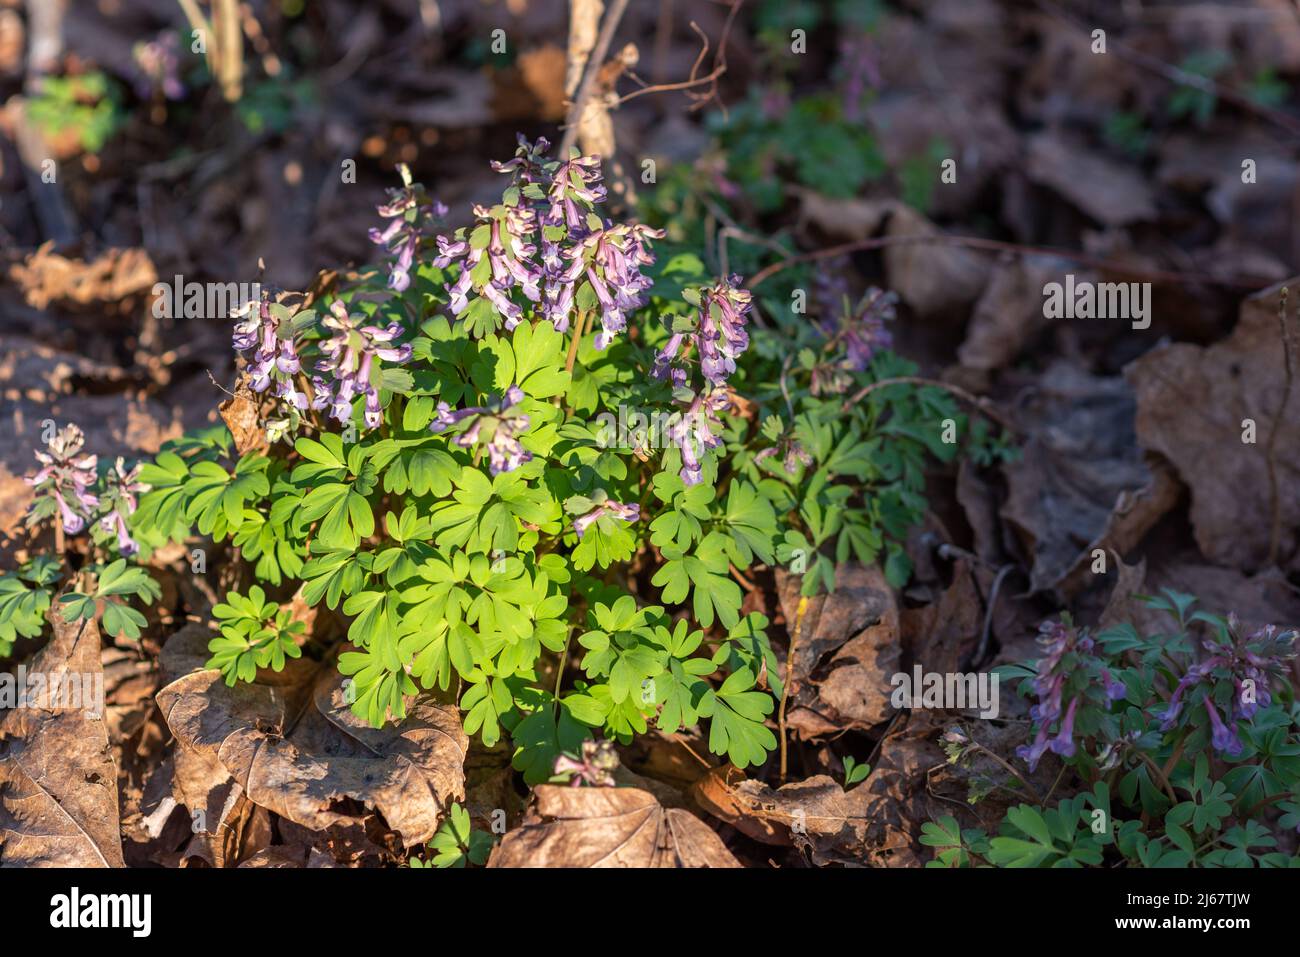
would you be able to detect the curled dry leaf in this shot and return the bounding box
[487,785,739,868]
[0,610,125,867]
[692,766,873,859]
[219,386,268,456]
[156,626,467,849]
[1126,278,1300,573]
[1000,363,1175,595]
[959,255,1077,372]
[775,564,899,737]
[8,242,157,311]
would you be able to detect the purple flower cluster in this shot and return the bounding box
[312,301,412,429]
[436,203,540,329]
[809,281,896,395]
[573,499,640,539]
[653,275,753,389]
[755,435,813,476]
[26,424,99,535]
[1015,620,1123,773]
[132,33,184,101]
[664,389,734,487]
[651,276,754,486]
[431,386,533,475]
[369,164,446,293]
[98,457,150,556]
[1159,615,1297,755]
[232,295,309,413]
[433,136,662,346]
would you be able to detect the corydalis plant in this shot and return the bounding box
[430,385,532,475]
[370,163,446,293]
[97,458,149,556]
[435,135,663,345]
[312,301,413,428]
[26,424,99,535]
[232,291,318,429]
[130,137,980,790]
[933,593,1300,869]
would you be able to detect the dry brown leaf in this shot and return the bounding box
[775,564,899,737]
[0,611,125,867]
[487,785,739,868]
[1025,132,1156,227]
[959,255,1077,371]
[692,766,874,861]
[156,627,467,849]
[219,386,267,456]
[7,243,157,311]
[794,193,990,317]
[1126,277,1300,572]
[1000,362,1169,594]
[901,558,983,673]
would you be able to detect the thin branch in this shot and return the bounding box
[560,0,631,157]
[745,232,1273,292]
[778,595,810,783]
[1037,0,1300,139]
[1267,287,1295,566]
[841,375,1018,434]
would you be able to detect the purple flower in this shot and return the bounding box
[1047,698,1079,757]
[564,222,662,349]
[1202,693,1244,756]
[1158,615,1296,731]
[431,386,533,475]
[434,139,661,344]
[26,423,99,535]
[96,457,150,556]
[436,202,541,330]
[1016,727,1052,773]
[369,164,446,293]
[573,500,640,539]
[665,389,732,486]
[1101,668,1127,703]
[697,276,752,386]
[755,435,812,475]
[312,301,412,429]
[132,33,184,101]
[232,293,312,423]
[653,275,752,388]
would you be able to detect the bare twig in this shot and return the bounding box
[778,595,809,783]
[560,0,631,157]
[616,2,744,113]
[745,232,1273,292]
[842,375,1018,434]
[1267,287,1295,566]
[1037,0,1300,139]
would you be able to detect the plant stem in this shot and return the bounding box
[1137,750,1179,806]
[778,595,809,783]
[564,309,589,376]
